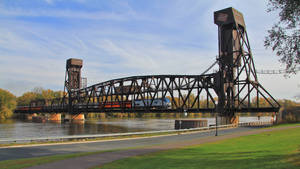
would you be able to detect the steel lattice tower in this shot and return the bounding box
[214,7,279,123]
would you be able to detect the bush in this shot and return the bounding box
[0,89,16,119]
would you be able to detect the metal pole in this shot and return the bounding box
[215,113,218,136]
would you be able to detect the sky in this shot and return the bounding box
[0,0,299,100]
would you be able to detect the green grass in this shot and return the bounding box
[271,122,300,128]
[0,151,110,169]
[98,126,300,169]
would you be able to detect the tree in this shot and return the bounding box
[17,88,64,106]
[0,89,16,119]
[17,92,39,106]
[264,0,300,73]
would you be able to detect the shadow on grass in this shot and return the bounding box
[100,150,299,169]
[286,150,300,166]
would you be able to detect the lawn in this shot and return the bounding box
[98,125,300,169]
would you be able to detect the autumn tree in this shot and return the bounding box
[17,92,38,106]
[0,89,16,119]
[17,88,63,106]
[264,0,300,73]
[278,99,300,108]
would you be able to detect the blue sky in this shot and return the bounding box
[0,0,299,100]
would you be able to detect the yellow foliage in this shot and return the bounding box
[0,88,16,119]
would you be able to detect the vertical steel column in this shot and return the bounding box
[214,7,245,123]
[64,58,83,113]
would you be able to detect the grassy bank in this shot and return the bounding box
[98,124,300,169]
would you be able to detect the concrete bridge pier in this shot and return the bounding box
[72,114,85,121]
[217,115,239,126]
[48,113,62,121]
[64,114,85,122]
[26,113,37,120]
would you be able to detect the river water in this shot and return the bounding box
[0,116,272,140]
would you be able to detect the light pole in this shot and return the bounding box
[215,113,218,136]
[215,100,218,136]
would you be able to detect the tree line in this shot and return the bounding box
[16,87,64,106]
[0,87,63,119]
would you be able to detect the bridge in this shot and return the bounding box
[15,7,280,123]
[256,67,300,74]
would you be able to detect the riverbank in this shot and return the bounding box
[0,123,299,169]
[0,126,255,168]
[0,121,273,148]
[0,116,274,142]
[0,123,237,148]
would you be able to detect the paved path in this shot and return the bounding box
[0,127,250,161]
[2,126,299,169]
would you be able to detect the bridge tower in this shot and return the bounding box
[213,7,275,124]
[64,58,83,113]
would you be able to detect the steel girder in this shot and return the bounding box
[53,74,217,113]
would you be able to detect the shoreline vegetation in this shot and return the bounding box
[0,89,16,119]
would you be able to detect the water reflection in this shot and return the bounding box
[0,115,273,140]
[0,119,16,139]
[67,121,137,135]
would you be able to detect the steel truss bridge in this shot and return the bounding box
[257,67,300,74]
[15,7,280,117]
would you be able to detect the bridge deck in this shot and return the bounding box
[15,106,279,114]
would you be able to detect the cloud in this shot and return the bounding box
[295,84,300,100]
[44,0,54,5]
[0,20,217,96]
[0,8,128,21]
[0,0,299,100]
[295,94,300,100]
[94,34,218,74]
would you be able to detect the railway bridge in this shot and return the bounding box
[15,7,280,124]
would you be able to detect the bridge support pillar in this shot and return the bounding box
[26,113,37,120]
[71,114,85,121]
[49,113,61,121]
[217,115,239,126]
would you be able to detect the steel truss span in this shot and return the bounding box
[17,74,216,113]
[16,73,279,114]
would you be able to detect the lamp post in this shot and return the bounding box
[215,113,218,136]
[215,100,218,136]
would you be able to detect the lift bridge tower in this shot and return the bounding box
[213,7,278,124]
[64,58,83,113]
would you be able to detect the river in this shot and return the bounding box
[0,116,273,140]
